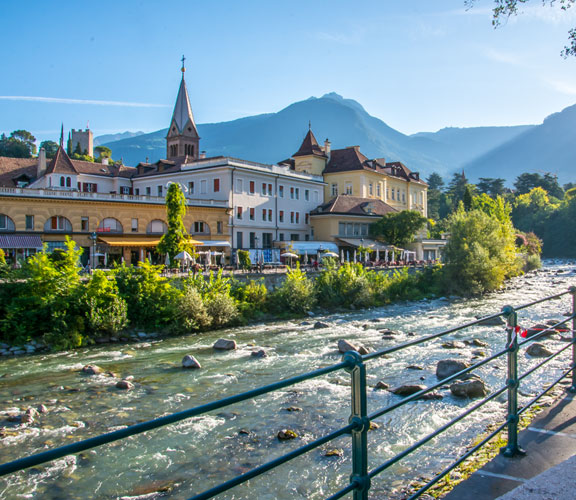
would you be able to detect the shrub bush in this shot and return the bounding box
[83,271,128,337]
[270,264,316,315]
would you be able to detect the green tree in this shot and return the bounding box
[442,207,520,295]
[515,172,564,198]
[466,0,576,57]
[512,187,556,233]
[426,172,445,220]
[447,171,469,210]
[157,182,190,261]
[476,177,506,197]
[0,130,37,158]
[39,140,59,159]
[95,146,112,160]
[463,184,475,211]
[370,210,427,247]
[427,172,445,191]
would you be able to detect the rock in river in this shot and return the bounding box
[526,343,554,357]
[182,355,202,369]
[213,339,237,350]
[314,321,330,329]
[115,380,134,390]
[390,384,427,396]
[436,359,470,380]
[450,379,488,398]
[81,364,102,375]
[251,349,267,358]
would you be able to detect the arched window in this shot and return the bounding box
[191,221,210,235]
[44,216,72,232]
[147,219,167,234]
[97,217,123,233]
[66,177,71,187]
[60,177,65,187]
[0,214,16,231]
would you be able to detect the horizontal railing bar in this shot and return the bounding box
[369,383,507,479]
[514,290,570,313]
[406,420,509,500]
[368,347,508,421]
[188,424,355,500]
[0,360,350,477]
[324,480,359,500]
[518,316,575,348]
[518,367,574,418]
[518,341,573,382]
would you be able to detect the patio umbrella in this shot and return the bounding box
[323,251,339,258]
[376,249,380,262]
[353,250,357,263]
[281,252,298,267]
[165,253,170,268]
[174,251,193,262]
[340,249,344,264]
[346,250,350,262]
[365,251,369,263]
[303,251,309,266]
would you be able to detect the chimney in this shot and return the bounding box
[324,139,331,157]
[102,157,109,165]
[199,151,206,159]
[37,148,47,178]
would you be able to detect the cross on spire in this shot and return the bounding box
[308,120,311,131]
[181,55,186,75]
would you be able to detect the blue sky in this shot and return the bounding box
[1,0,576,144]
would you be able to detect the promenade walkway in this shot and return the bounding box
[443,390,576,499]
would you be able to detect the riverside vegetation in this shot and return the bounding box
[0,195,539,351]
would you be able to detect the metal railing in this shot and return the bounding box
[1,287,575,499]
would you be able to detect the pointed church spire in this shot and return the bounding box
[166,57,200,161]
[293,127,326,158]
[60,124,64,147]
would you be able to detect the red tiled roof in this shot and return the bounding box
[311,195,397,217]
[293,130,327,158]
[0,157,37,187]
[45,146,78,174]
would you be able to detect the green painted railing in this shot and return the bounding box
[1,287,575,499]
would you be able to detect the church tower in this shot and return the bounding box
[166,56,200,161]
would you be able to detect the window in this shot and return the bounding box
[262,233,272,248]
[305,234,310,241]
[305,189,309,201]
[236,179,243,193]
[279,210,284,223]
[217,221,223,234]
[290,233,300,241]
[146,187,151,196]
[261,183,267,195]
[0,214,15,230]
[237,207,243,219]
[331,184,338,196]
[268,184,273,196]
[25,215,34,230]
[290,187,295,199]
[81,217,89,232]
[98,218,123,233]
[66,177,71,188]
[60,177,65,187]
[369,183,373,196]
[213,178,220,192]
[249,232,256,248]
[377,184,381,197]
[268,209,273,222]
[279,233,285,241]
[295,212,300,224]
[290,212,295,224]
[83,182,98,193]
[193,221,209,234]
[345,183,353,195]
[295,188,300,200]
[236,231,243,249]
[278,185,284,198]
[147,219,167,234]
[391,188,395,200]
[135,188,140,196]
[361,224,369,236]
[313,190,319,202]
[157,185,163,196]
[188,181,195,194]
[249,181,255,194]
[305,213,309,224]
[339,222,345,235]
[420,192,424,204]
[131,218,138,232]
[120,186,130,194]
[45,216,71,232]
[262,209,266,221]
[200,180,207,194]
[402,191,406,203]
[249,208,255,221]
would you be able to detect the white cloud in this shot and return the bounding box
[0,96,169,108]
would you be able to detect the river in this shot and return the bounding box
[1,262,575,500]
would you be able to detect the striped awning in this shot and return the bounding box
[0,234,43,249]
[98,236,162,247]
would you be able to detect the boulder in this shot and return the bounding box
[251,350,268,358]
[115,380,134,390]
[442,341,466,349]
[526,343,554,357]
[37,404,48,414]
[314,321,330,329]
[380,329,401,336]
[436,359,470,380]
[450,379,488,399]
[525,324,556,339]
[324,448,344,457]
[357,346,370,355]
[213,339,237,350]
[338,339,359,353]
[375,381,390,390]
[419,392,444,401]
[466,339,489,348]
[277,429,298,440]
[182,355,202,369]
[390,384,426,396]
[81,364,102,375]
[406,365,424,371]
[475,316,505,326]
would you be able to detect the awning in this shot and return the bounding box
[275,241,339,255]
[337,238,390,250]
[98,236,162,247]
[0,235,43,249]
[195,240,231,247]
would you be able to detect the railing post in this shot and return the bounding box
[569,287,576,393]
[344,351,370,500]
[501,305,525,457]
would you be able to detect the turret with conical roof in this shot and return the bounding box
[166,56,200,161]
[291,126,328,176]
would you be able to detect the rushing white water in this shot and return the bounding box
[0,262,575,500]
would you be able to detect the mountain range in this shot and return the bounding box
[99,93,576,185]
